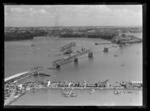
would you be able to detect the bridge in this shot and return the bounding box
[5,66,44,83]
[60,42,76,52]
[5,71,30,83]
[95,37,142,53]
[52,49,93,68]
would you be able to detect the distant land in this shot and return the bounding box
[4,26,142,41]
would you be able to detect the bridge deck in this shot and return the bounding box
[5,71,30,83]
[52,49,92,66]
[60,42,76,52]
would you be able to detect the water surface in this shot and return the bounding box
[5,33,142,106]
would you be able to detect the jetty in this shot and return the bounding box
[95,34,142,47]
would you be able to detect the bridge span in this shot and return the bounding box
[52,49,93,69]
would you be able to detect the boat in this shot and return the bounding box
[127,91,133,94]
[63,49,73,55]
[95,43,99,45]
[64,92,77,97]
[70,92,77,97]
[30,44,36,46]
[62,90,69,95]
[89,89,95,94]
[114,90,122,95]
[38,73,51,77]
[114,55,118,57]
[63,87,77,97]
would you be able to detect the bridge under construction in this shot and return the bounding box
[50,42,94,69]
[52,48,93,69]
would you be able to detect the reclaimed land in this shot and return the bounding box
[4,26,142,41]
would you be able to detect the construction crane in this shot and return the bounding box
[59,42,76,55]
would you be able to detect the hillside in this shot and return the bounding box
[4,26,142,41]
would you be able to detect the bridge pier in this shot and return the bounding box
[74,58,78,63]
[103,48,108,52]
[119,43,123,47]
[88,52,93,58]
[56,64,60,69]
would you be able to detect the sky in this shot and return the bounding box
[4,5,142,27]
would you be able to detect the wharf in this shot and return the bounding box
[4,78,142,106]
[4,90,26,106]
[30,84,142,91]
[40,86,142,91]
[95,39,142,46]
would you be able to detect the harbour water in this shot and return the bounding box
[4,33,142,106]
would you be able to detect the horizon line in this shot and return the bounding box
[5,25,142,28]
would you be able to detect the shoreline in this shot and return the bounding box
[4,79,142,106]
[4,32,142,43]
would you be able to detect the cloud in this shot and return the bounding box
[9,7,48,16]
[8,8,49,20]
[29,8,48,14]
[5,5,142,26]
[112,8,142,20]
[39,9,48,14]
[10,7,27,13]
[58,5,113,19]
[28,9,49,19]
